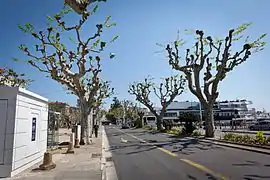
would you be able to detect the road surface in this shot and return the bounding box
[105,126,270,180]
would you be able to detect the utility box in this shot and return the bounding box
[0,87,48,178]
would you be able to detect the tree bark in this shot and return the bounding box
[85,111,91,144]
[156,116,162,131]
[79,99,89,145]
[204,105,215,137]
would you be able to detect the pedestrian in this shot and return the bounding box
[94,124,99,138]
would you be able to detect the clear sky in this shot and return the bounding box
[0,0,269,111]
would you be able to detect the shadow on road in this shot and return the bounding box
[110,136,226,156]
[186,173,218,180]
[232,160,261,167]
[244,174,270,179]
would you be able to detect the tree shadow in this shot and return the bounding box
[187,174,197,180]
[205,173,218,180]
[244,175,270,179]
[109,143,152,151]
[232,160,260,167]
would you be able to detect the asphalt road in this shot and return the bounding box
[105,126,270,180]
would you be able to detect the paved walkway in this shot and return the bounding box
[6,129,102,180]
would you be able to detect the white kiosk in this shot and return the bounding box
[0,87,49,177]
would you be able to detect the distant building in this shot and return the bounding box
[163,100,254,123]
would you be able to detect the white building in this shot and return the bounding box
[0,87,49,178]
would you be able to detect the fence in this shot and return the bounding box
[47,111,60,149]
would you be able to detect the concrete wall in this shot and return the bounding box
[0,87,48,178]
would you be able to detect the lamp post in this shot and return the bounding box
[199,101,203,128]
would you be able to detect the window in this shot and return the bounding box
[165,112,177,117]
[31,117,37,141]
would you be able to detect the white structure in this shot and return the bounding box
[0,87,48,178]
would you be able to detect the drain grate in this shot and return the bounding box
[91,153,102,158]
[106,157,113,162]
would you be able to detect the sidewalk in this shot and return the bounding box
[6,129,103,180]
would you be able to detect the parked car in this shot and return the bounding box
[249,120,270,131]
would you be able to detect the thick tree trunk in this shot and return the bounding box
[85,112,91,144]
[204,105,215,137]
[79,99,90,145]
[80,107,87,145]
[156,116,162,131]
[141,117,144,128]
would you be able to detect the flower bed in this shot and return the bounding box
[221,131,270,148]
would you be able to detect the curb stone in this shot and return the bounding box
[101,126,118,180]
[199,138,270,155]
[222,130,270,135]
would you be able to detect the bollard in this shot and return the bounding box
[66,133,75,153]
[70,132,75,146]
[66,142,75,154]
[79,138,85,145]
[39,152,56,170]
[74,138,80,148]
[76,125,81,144]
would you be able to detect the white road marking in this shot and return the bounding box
[120,137,128,143]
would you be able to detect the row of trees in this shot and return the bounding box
[3,1,266,139]
[106,97,145,127]
[128,24,266,137]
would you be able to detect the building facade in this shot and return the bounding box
[163,100,254,123]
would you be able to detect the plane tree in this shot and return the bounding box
[16,3,117,144]
[165,23,266,137]
[128,75,185,131]
[0,68,32,87]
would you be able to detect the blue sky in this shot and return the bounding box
[1,0,270,110]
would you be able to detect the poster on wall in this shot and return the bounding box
[32,117,36,141]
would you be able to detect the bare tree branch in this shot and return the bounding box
[128,75,185,130]
[165,24,266,137]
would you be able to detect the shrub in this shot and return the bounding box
[191,130,202,137]
[182,122,197,135]
[235,134,243,143]
[255,131,266,145]
[223,133,236,141]
[242,134,254,144]
[266,136,270,144]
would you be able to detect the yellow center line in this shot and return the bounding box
[115,129,229,180]
[180,159,228,180]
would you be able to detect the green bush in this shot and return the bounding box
[191,130,202,137]
[223,132,270,146]
[223,133,237,141]
[242,134,254,144]
[235,134,243,143]
[255,131,267,145]
[165,128,180,135]
[266,136,270,144]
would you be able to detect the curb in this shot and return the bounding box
[221,130,270,135]
[199,139,270,155]
[101,126,118,180]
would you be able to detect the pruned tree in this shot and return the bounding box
[0,68,32,87]
[128,75,186,131]
[165,23,267,137]
[16,3,118,144]
[90,80,114,130]
[65,0,106,14]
